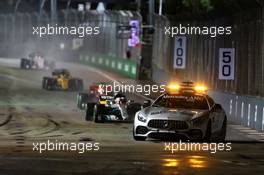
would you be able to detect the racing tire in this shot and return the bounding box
[20,58,31,69]
[203,120,212,142]
[20,58,25,69]
[93,104,104,123]
[85,103,95,121]
[77,93,89,110]
[133,127,146,141]
[42,77,49,89]
[76,79,84,91]
[68,79,77,91]
[217,116,227,142]
[69,79,83,91]
[43,77,56,90]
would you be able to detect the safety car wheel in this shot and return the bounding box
[217,116,227,142]
[203,120,212,142]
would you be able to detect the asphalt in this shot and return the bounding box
[0,58,263,175]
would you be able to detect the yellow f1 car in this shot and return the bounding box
[42,69,83,91]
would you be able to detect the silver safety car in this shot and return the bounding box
[133,82,227,142]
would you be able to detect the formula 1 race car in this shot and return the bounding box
[77,82,111,110]
[87,93,142,122]
[133,82,227,142]
[20,52,55,70]
[42,69,83,91]
[79,88,141,122]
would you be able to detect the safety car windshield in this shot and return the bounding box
[153,94,209,110]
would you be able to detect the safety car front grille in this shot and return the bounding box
[148,120,188,130]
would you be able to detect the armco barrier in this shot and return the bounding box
[208,91,264,132]
[79,54,137,79]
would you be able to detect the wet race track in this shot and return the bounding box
[0,59,264,175]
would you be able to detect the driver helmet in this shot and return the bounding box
[114,93,127,104]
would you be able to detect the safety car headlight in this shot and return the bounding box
[138,113,147,123]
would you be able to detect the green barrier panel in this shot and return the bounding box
[79,54,137,79]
